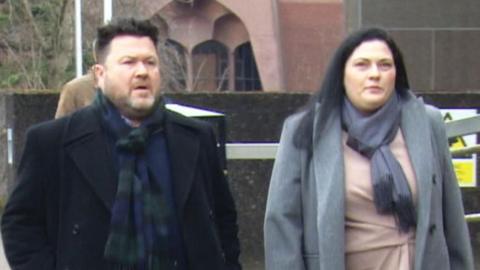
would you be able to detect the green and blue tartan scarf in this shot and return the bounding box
[94,92,171,270]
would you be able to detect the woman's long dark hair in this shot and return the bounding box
[293,27,410,150]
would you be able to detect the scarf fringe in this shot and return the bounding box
[394,194,417,232]
[372,174,394,213]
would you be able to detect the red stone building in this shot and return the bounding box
[134,0,345,92]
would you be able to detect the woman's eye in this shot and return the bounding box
[378,62,393,70]
[354,62,369,69]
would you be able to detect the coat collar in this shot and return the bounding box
[311,92,434,269]
[311,103,346,269]
[400,93,434,269]
[64,106,117,211]
[64,105,200,213]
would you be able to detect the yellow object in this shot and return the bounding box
[453,160,475,187]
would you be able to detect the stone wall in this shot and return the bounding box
[0,91,478,269]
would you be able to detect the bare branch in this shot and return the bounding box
[57,0,69,27]
[53,0,69,46]
[7,0,13,21]
[192,59,207,91]
[20,0,47,50]
[0,38,35,88]
[215,67,229,92]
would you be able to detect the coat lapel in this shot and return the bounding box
[64,107,201,215]
[65,107,117,211]
[400,94,434,270]
[165,111,200,215]
[311,105,346,270]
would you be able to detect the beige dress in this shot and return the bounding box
[343,130,417,270]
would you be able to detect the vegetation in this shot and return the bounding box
[0,0,88,90]
[0,0,218,92]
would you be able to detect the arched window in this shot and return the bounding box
[192,40,228,91]
[164,39,187,92]
[235,42,262,91]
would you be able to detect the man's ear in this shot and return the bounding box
[93,64,105,89]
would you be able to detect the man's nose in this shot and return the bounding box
[135,62,148,77]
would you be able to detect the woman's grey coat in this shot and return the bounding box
[264,93,474,270]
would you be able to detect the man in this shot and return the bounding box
[54,72,96,118]
[1,18,241,270]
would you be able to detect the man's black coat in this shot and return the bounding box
[1,104,241,270]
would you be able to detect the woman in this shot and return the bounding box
[264,28,474,270]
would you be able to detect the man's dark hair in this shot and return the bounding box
[293,27,410,151]
[95,17,159,63]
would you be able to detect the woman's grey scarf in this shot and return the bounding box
[341,92,416,232]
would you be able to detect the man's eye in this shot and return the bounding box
[122,59,134,65]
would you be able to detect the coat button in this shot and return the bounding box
[432,174,437,185]
[72,224,80,235]
[173,260,178,268]
[209,209,214,218]
[429,224,436,234]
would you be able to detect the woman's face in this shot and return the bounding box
[343,40,396,114]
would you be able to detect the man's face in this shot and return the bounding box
[95,35,161,120]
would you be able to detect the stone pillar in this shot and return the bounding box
[228,50,235,91]
[186,52,194,92]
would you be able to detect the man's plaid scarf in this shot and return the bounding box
[95,93,171,270]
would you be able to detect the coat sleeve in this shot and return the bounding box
[427,107,475,270]
[1,126,56,270]
[264,116,305,270]
[205,126,242,270]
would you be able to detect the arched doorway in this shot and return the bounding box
[235,42,262,91]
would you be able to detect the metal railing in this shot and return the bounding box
[465,213,480,223]
[225,114,480,222]
[456,115,480,223]
[226,115,480,159]
[447,115,480,157]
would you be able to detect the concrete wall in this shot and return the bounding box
[345,0,480,92]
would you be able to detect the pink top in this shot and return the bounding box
[343,130,417,270]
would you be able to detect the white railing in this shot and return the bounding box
[225,115,480,222]
[226,115,480,160]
